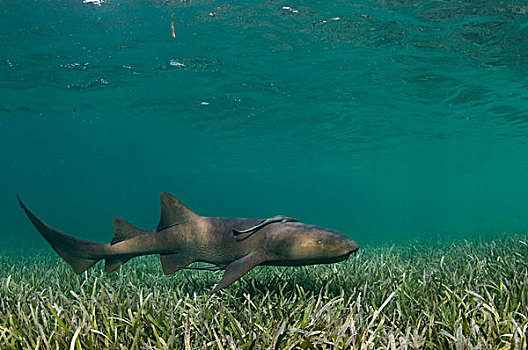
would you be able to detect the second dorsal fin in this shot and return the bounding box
[157,192,199,232]
[111,217,146,245]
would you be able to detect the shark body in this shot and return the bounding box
[17,192,359,294]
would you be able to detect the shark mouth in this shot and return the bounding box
[333,252,353,263]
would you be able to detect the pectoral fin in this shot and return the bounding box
[208,250,268,294]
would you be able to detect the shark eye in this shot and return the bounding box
[316,240,322,245]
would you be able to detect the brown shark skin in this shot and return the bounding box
[17,193,359,294]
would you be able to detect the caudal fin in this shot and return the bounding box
[16,194,102,274]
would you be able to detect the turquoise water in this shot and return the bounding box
[2,0,527,246]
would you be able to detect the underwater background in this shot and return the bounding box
[2,0,528,246]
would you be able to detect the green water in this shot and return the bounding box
[1,0,527,246]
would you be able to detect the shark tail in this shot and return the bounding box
[17,194,104,274]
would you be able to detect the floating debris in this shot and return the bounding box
[60,62,90,70]
[67,78,110,91]
[171,13,175,38]
[201,101,210,106]
[281,6,299,14]
[319,17,341,25]
[83,0,104,6]
[169,59,185,67]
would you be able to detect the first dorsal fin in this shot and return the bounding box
[111,217,146,245]
[157,193,199,232]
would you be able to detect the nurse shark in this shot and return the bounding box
[17,192,359,294]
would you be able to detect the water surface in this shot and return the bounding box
[1,0,527,246]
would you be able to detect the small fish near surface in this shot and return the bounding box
[17,193,359,294]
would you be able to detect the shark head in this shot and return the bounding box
[264,222,359,265]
